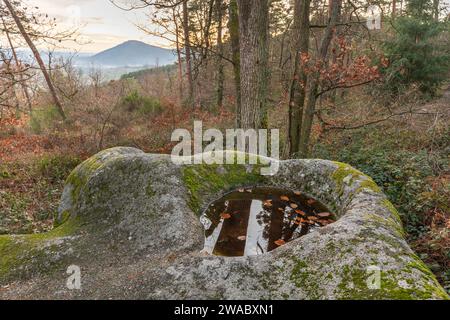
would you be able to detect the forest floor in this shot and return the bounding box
[0,85,449,294]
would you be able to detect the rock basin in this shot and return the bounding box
[0,147,448,299]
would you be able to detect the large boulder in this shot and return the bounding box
[0,147,448,299]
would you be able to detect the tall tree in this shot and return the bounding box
[433,0,439,20]
[3,0,66,120]
[382,0,450,94]
[1,16,32,114]
[172,6,184,102]
[298,0,342,157]
[228,0,241,126]
[182,0,194,107]
[236,0,269,129]
[287,0,310,156]
[215,0,225,109]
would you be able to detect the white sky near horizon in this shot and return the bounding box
[26,0,173,53]
[3,0,450,54]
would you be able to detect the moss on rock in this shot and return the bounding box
[182,163,266,215]
[380,198,403,224]
[65,155,104,204]
[1,149,447,299]
[0,216,82,281]
[331,161,381,195]
[336,263,449,300]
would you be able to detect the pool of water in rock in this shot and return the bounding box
[200,187,335,257]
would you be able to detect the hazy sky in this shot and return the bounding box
[28,0,171,53]
[11,0,450,54]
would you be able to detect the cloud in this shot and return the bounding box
[25,0,172,52]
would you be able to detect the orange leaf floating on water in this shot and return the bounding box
[274,239,286,246]
[221,213,231,219]
[290,203,298,209]
[317,212,331,218]
[280,195,289,201]
[263,200,273,207]
[307,199,315,205]
[295,210,306,216]
[237,236,246,241]
[294,191,301,196]
[300,218,308,223]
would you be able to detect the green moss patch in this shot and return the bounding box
[364,213,405,238]
[65,156,103,205]
[0,216,82,282]
[380,198,403,224]
[182,163,267,215]
[337,264,448,300]
[332,162,381,195]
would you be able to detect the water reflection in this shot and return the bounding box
[201,187,335,257]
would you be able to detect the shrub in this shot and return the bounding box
[37,154,82,183]
[29,105,61,134]
[312,127,447,238]
[120,90,162,115]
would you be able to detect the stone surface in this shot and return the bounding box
[0,147,448,300]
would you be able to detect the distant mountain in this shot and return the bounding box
[82,40,176,68]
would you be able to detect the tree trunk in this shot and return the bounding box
[298,0,341,157]
[228,0,241,127]
[216,0,225,109]
[287,0,310,156]
[433,0,439,20]
[215,0,225,109]
[203,0,215,61]
[236,0,269,129]
[3,0,66,120]
[182,0,194,107]
[0,50,20,117]
[172,7,184,103]
[2,17,33,115]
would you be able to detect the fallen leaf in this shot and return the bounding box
[294,191,301,196]
[238,188,245,193]
[317,212,331,218]
[263,200,273,207]
[307,199,315,205]
[280,195,289,201]
[277,207,284,211]
[295,210,306,216]
[221,213,231,219]
[274,239,286,246]
[290,203,298,209]
[237,235,246,241]
[245,189,252,193]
